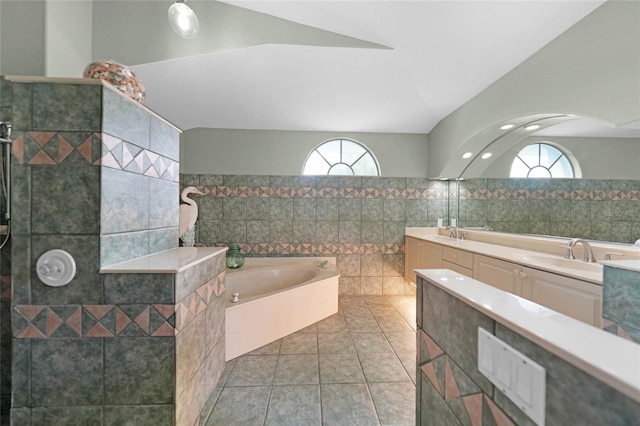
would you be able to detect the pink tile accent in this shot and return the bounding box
[84,322,114,338]
[484,395,515,426]
[27,150,56,165]
[153,304,175,319]
[101,152,121,170]
[18,324,46,339]
[30,131,56,147]
[115,307,132,335]
[422,332,444,360]
[152,321,175,337]
[57,135,74,163]
[421,362,443,396]
[602,318,615,328]
[12,134,24,163]
[101,133,121,150]
[77,136,93,163]
[444,357,460,399]
[85,305,114,320]
[617,325,632,341]
[46,308,64,336]
[134,306,150,335]
[462,393,483,426]
[16,305,45,321]
[65,307,82,335]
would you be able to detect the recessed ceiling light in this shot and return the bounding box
[500,124,515,130]
[462,152,473,159]
[481,152,493,159]
[439,177,449,181]
[525,124,541,131]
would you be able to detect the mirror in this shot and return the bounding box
[452,116,640,244]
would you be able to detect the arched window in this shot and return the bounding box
[302,138,380,176]
[510,143,575,178]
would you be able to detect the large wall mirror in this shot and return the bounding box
[451,115,640,244]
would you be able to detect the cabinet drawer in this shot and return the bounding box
[442,260,473,278]
[442,246,474,270]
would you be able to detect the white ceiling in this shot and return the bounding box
[132,0,608,134]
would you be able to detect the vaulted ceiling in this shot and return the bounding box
[94,1,609,134]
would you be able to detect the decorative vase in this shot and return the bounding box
[83,59,146,104]
[226,244,245,269]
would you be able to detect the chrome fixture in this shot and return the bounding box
[0,121,11,250]
[231,292,239,303]
[603,252,624,261]
[168,0,199,39]
[446,225,458,239]
[564,238,596,263]
[481,225,493,231]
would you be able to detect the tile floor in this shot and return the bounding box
[203,295,417,425]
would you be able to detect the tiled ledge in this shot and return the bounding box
[417,269,640,403]
[99,247,227,273]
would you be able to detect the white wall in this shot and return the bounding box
[45,0,93,78]
[180,128,429,177]
[428,0,640,178]
[481,136,640,180]
[0,1,46,75]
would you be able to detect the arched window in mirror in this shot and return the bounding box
[510,142,575,178]
[303,138,380,176]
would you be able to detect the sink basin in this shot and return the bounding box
[513,253,603,274]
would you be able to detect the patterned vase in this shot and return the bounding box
[83,59,146,104]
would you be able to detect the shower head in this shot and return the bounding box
[0,122,12,143]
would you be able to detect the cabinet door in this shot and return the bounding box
[404,237,420,283]
[473,255,522,295]
[405,237,442,283]
[521,267,602,327]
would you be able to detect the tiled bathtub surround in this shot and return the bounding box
[417,272,640,425]
[181,174,450,295]
[455,178,640,244]
[603,264,640,343]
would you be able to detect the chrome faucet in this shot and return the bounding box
[481,225,493,231]
[565,238,596,263]
[446,225,458,239]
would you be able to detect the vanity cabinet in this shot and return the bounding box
[473,255,523,294]
[406,235,604,328]
[522,267,603,328]
[442,246,474,277]
[405,236,442,283]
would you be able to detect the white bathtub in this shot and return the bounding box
[224,257,340,360]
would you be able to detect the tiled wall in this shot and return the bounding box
[455,178,640,244]
[0,77,11,423]
[6,79,202,424]
[602,265,640,343]
[416,276,640,425]
[181,174,450,295]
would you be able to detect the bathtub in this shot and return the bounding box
[224,257,339,360]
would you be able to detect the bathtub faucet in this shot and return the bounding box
[231,292,239,303]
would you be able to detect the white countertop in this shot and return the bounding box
[602,259,640,273]
[417,269,640,403]
[406,228,604,284]
[99,247,227,273]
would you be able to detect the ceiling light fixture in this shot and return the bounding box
[525,124,541,131]
[481,153,493,159]
[462,152,473,159]
[500,124,515,130]
[168,0,199,39]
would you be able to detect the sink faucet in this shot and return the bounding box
[565,238,596,263]
[446,225,458,239]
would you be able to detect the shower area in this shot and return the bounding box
[0,79,12,424]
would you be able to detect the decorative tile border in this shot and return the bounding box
[12,131,101,165]
[14,272,226,339]
[190,185,449,200]
[212,243,404,256]
[101,133,179,182]
[460,188,640,201]
[11,131,179,183]
[1,275,10,299]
